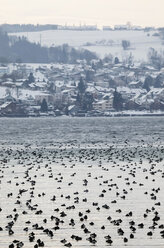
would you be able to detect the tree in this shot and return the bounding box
[114,57,119,64]
[82,92,94,111]
[85,70,94,82]
[154,74,163,88]
[28,72,35,83]
[113,89,123,111]
[76,92,94,111]
[159,28,164,40]
[109,79,116,88]
[5,88,11,97]
[148,48,164,70]
[122,40,131,50]
[126,53,134,67]
[78,77,86,94]
[103,54,113,63]
[143,75,153,92]
[97,59,103,69]
[76,93,81,106]
[40,99,48,112]
[0,29,10,58]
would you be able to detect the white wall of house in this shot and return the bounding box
[0,67,9,76]
[93,100,113,111]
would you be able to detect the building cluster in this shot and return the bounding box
[56,23,155,32]
[0,58,163,117]
[57,25,98,31]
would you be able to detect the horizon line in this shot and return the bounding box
[0,22,164,29]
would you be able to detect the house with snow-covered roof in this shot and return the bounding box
[93,99,113,112]
[0,66,9,76]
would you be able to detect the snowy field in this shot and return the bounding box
[0,117,164,248]
[9,30,164,61]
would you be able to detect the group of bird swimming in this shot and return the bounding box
[0,138,164,248]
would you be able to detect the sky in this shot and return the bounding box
[0,0,164,27]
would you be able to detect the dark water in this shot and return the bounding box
[0,116,163,146]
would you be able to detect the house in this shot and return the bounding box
[16,64,34,76]
[150,100,164,111]
[35,93,54,104]
[0,102,27,116]
[0,66,9,76]
[68,105,78,116]
[0,95,16,104]
[62,90,72,103]
[124,100,141,110]
[54,81,65,93]
[114,25,129,30]
[29,82,47,91]
[95,81,109,88]
[103,26,112,31]
[129,81,143,89]
[93,100,113,112]
[147,88,164,100]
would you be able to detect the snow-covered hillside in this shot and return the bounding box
[9,30,163,61]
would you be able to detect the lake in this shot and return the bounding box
[0,117,164,248]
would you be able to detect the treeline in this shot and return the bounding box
[0,24,58,33]
[0,30,98,63]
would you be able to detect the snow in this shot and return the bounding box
[86,86,97,93]
[128,71,135,77]
[15,82,23,87]
[34,70,47,82]
[9,30,163,61]
[148,88,164,95]
[117,86,145,94]
[95,86,110,92]
[117,110,164,115]
[33,82,47,88]
[95,100,107,104]
[68,105,75,111]
[0,86,48,101]
[129,81,139,85]
[55,81,65,87]
[0,102,12,109]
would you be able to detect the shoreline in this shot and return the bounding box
[0,113,164,118]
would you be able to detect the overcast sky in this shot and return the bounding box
[0,0,163,27]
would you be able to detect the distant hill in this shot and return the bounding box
[9,29,163,61]
[0,29,97,63]
[0,24,58,33]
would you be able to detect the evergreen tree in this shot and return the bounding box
[28,73,35,83]
[114,57,119,64]
[40,99,48,112]
[76,93,81,107]
[113,89,123,111]
[78,77,86,94]
[82,93,94,111]
[0,29,10,58]
[143,75,153,92]
[154,74,163,88]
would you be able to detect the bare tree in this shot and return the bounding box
[122,40,131,50]
[148,48,164,70]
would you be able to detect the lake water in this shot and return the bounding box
[0,117,164,248]
[0,116,164,146]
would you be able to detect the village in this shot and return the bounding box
[0,56,164,117]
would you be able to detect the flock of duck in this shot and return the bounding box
[0,138,164,248]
